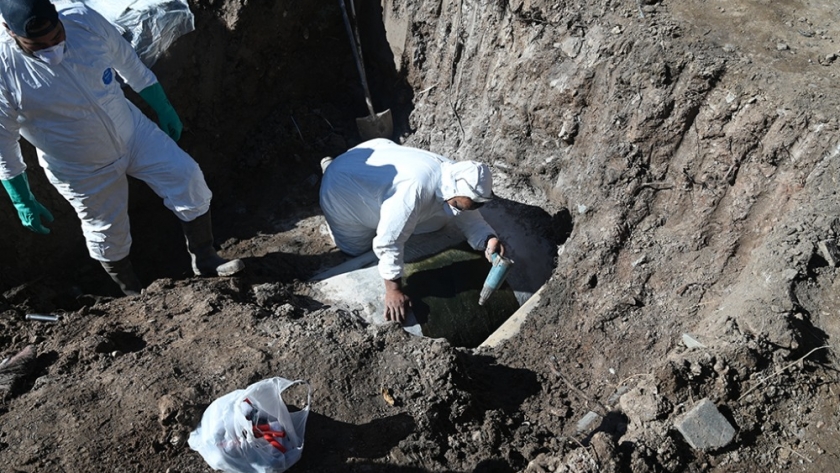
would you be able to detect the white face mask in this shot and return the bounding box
[34,41,66,65]
[443,203,461,217]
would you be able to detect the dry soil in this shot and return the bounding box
[2,0,840,472]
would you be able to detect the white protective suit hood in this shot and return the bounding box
[440,160,494,203]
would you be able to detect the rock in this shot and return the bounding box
[559,37,581,58]
[682,333,707,349]
[576,411,602,433]
[607,385,630,405]
[817,239,840,267]
[631,254,647,267]
[274,303,296,317]
[590,431,620,473]
[158,394,181,427]
[674,399,736,450]
[251,283,287,306]
[619,379,670,424]
[0,345,36,391]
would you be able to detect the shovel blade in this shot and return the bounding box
[356,108,394,140]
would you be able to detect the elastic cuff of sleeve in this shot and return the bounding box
[483,234,497,249]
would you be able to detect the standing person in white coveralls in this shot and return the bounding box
[319,138,507,323]
[0,0,244,295]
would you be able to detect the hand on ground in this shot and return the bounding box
[384,287,412,323]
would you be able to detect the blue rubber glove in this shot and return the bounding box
[139,82,183,141]
[2,173,54,234]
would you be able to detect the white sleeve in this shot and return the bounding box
[372,185,423,280]
[0,83,26,180]
[87,7,158,92]
[453,209,497,250]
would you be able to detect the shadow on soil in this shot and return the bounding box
[296,411,415,469]
[292,354,537,472]
[459,354,541,412]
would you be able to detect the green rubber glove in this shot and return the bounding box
[139,82,183,141]
[2,173,54,234]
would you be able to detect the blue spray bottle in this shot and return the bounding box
[479,253,514,305]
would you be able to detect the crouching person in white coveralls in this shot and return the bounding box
[0,0,244,295]
[319,138,507,323]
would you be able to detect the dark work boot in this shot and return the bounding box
[101,257,142,296]
[181,211,245,277]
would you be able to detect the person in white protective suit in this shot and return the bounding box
[319,138,507,322]
[0,0,244,295]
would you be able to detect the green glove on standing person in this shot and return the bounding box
[139,82,183,141]
[2,173,54,234]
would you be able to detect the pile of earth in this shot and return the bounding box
[2,0,840,472]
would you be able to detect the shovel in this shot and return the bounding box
[339,0,394,140]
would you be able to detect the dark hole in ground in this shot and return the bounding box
[404,243,520,348]
[93,331,146,354]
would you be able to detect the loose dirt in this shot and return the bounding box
[2,0,840,472]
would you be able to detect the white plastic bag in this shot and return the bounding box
[67,0,195,67]
[188,377,311,473]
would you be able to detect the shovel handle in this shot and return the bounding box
[339,0,376,116]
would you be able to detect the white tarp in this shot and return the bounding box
[64,0,194,66]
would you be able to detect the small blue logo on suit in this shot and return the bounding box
[102,68,113,85]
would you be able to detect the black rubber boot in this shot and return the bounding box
[181,211,244,277]
[100,257,142,296]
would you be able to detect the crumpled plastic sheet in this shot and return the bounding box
[68,0,194,67]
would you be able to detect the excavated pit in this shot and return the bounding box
[1,0,840,472]
[311,198,562,348]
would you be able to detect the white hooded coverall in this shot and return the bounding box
[319,138,497,281]
[0,2,211,262]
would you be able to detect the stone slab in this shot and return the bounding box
[674,398,736,450]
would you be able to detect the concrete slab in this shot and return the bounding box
[311,222,465,336]
[310,201,558,345]
[480,285,545,348]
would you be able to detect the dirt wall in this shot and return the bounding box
[377,0,840,469]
